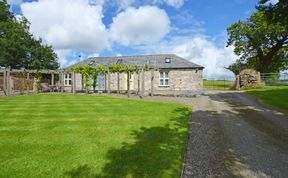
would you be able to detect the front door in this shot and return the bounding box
[129,73,134,90]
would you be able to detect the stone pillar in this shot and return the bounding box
[235,75,240,90]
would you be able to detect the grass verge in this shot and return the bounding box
[246,86,288,112]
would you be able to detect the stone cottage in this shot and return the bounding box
[65,54,204,96]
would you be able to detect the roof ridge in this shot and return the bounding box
[90,54,177,58]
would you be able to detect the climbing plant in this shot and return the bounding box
[72,63,153,96]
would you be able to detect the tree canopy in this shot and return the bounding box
[227,0,288,74]
[0,0,59,70]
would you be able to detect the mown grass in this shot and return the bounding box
[203,80,235,90]
[0,94,191,178]
[246,86,288,112]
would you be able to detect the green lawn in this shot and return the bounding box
[246,86,288,112]
[203,80,235,90]
[0,94,191,178]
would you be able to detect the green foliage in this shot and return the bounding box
[227,0,288,73]
[72,64,143,93]
[0,0,59,70]
[35,72,42,92]
[0,94,191,177]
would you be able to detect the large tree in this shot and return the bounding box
[227,0,288,74]
[0,0,59,70]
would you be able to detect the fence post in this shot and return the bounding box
[224,78,226,90]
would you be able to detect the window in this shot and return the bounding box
[165,58,171,63]
[159,71,169,86]
[64,74,72,86]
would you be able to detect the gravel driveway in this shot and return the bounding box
[180,90,288,178]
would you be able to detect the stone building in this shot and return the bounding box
[65,54,204,96]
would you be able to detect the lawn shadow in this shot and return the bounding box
[64,106,191,178]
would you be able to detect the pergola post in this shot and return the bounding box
[3,68,7,96]
[141,68,145,97]
[72,72,76,94]
[107,69,110,94]
[137,73,140,95]
[117,72,120,94]
[60,72,64,93]
[127,72,130,97]
[26,72,30,95]
[6,67,11,96]
[51,72,54,92]
[151,69,154,97]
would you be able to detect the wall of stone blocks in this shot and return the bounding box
[69,69,203,95]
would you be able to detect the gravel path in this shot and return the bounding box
[181,91,288,178]
[102,92,288,177]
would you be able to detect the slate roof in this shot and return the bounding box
[70,54,204,69]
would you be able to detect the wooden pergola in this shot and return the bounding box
[0,66,157,97]
[0,67,74,96]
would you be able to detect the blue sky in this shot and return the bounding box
[8,0,266,78]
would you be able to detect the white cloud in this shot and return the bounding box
[21,0,109,51]
[55,49,75,67]
[133,34,237,79]
[152,0,184,9]
[171,36,237,79]
[7,0,23,6]
[109,6,170,46]
[117,0,136,10]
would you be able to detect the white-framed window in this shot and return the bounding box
[64,73,72,86]
[159,71,169,86]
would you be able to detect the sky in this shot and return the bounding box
[7,0,276,78]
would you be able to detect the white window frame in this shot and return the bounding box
[64,73,72,86]
[159,71,169,86]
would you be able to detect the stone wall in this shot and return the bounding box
[72,68,203,95]
[236,69,262,90]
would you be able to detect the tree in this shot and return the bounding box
[0,0,59,70]
[227,0,288,74]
